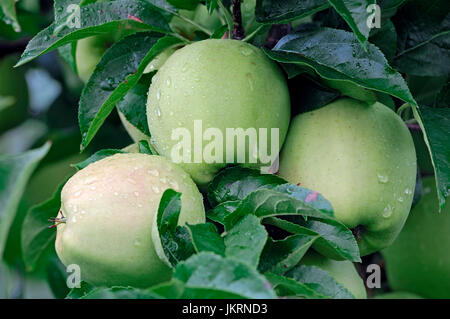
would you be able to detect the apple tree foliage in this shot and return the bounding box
[0,0,448,299]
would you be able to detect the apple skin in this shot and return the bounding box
[382,177,450,299]
[0,55,29,133]
[301,251,367,299]
[55,153,205,288]
[279,98,417,256]
[75,34,117,84]
[147,39,291,187]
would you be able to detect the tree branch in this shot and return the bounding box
[231,0,245,40]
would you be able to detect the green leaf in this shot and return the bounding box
[137,140,153,155]
[167,0,200,10]
[284,264,355,298]
[206,200,239,228]
[265,272,327,298]
[79,34,182,150]
[265,217,360,262]
[116,79,152,137]
[393,0,450,77]
[72,149,125,170]
[414,106,450,209]
[173,252,277,298]
[0,142,51,257]
[224,215,267,268]
[259,235,318,274]
[21,182,66,271]
[207,166,286,207]
[155,189,195,267]
[255,0,330,24]
[327,0,375,48]
[274,184,334,216]
[267,28,417,106]
[16,0,172,67]
[369,19,397,62]
[186,223,225,256]
[205,0,218,14]
[0,0,20,32]
[66,281,95,299]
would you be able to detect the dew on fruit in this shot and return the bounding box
[160,177,167,184]
[133,239,141,247]
[240,47,253,56]
[382,204,394,218]
[156,106,161,118]
[377,173,389,184]
[134,191,139,197]
[152,185,160,194]
[148,169,159,176]
[169,180,179,190]
[404,188,412,195]
[182,63,189,72]
[166,77,172,87]
[126,178,137,185]
[74,190,82,197]
[83,176,98,185]
[246,73,254,91]
[114,192,119,196]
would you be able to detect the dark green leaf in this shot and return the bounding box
[186,223,225,256]
[393,0,450,77]
[206,200,239,228]
[265,216,360,262]
[224,215,267,268]
[79,34,182,149]
[167,0,200,10]
[267,28,417,106]
[415,106,450,209]
[173,252,276,298]
[207,166,286,207]
[265,272,327,298]
[284,264,355,298]
[255,0,330,24]
[16,0,172,67]
[369,19,397,62]
[259,235,318,274]
[155,189,195,266]
[327,0,375,48]
[116,79,151,137]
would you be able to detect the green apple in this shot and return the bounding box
[55,153,205,287]
[382,177,450,299]
[375,292,423,299]
[147,39,291,187]
[279,98,417,256]
[0,55,29,133]
[75,34,117,84]
[301,251,367,299]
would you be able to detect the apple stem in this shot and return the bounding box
[231,0,246,40]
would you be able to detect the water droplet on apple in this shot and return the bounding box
[377,173,389,184]
[152,185,160,194]
[382,204,394,218]
[148,169,159,176]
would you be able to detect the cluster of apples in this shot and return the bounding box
[54,11,448,298]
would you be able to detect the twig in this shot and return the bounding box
[231,0,245,40]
